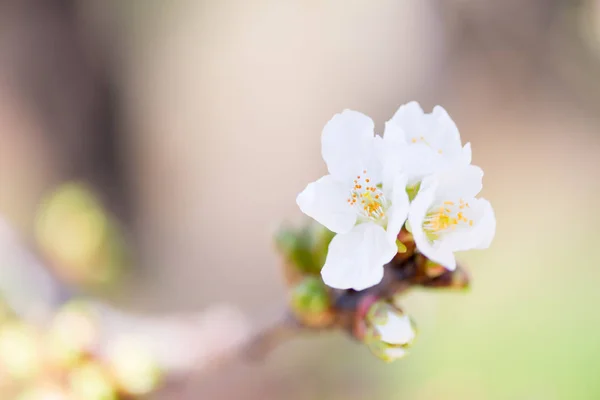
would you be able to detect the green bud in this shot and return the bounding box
[36,183,108,270]
[34,182,129,290]
[290,277,331,316]
[275,221,334,274]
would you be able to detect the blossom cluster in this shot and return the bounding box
[297,102,496,291]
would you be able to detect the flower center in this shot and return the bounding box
[347,170,387,221]
[424,199,473,241]
[410,135,443,155]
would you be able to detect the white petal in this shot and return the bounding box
[376,312,415,345]
[364,135,384,184]
[321,110,376,181]
[321,223,396,290]
[382,119,408,146]
[387,103,463,156]
[399,144,440,184]
[384,346,407,360]
[385,173,410,241]
[379,141,438,190]
[429,105,463,157]
[296,175,356,234]
[408,178,457,270]
[442,198,496,252]
[461,142,472,165]
[433,164,483,201]
[386,101,425,144]
[378,141,403,196]
[383,102,468,184]
[473,198,496,249]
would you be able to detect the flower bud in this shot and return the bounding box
[358,299,416,362]
[35,183,127,288]
[290,277,333,328]
[275,222,334,276]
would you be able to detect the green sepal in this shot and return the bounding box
[396,239,407,253]
[406,182,421,202]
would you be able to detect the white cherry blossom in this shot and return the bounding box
[297,110,410,290]
[381,101,472,188]
[408,163,496,270]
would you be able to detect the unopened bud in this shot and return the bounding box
[36,183,108,271]
[290,277,333,328]
[275,222,334,275]
[35,183,127,287]
[358,299,417,362]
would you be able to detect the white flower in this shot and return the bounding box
[296,110,410,290]
[381,101,472,187]
[408,163,496,270]
[364,301,416,362]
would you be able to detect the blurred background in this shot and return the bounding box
[1,0,600,399]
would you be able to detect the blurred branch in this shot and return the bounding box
[0,215,251,379]
[242,313,305,361]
